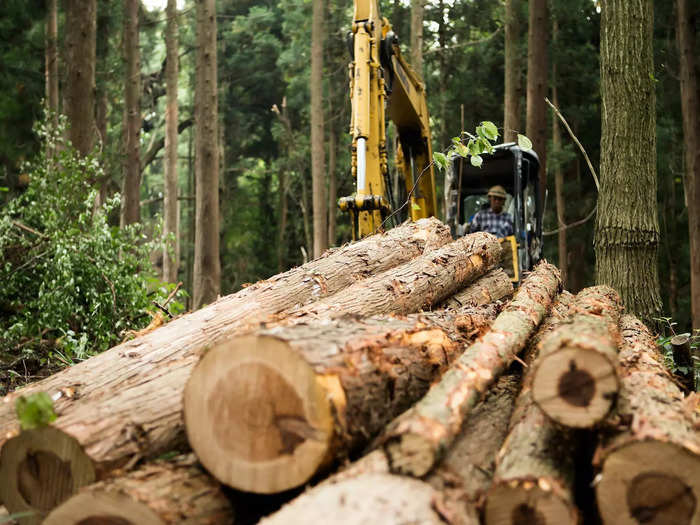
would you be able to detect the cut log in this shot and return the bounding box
[0,219,451,519]
[378,261,562,478]
[484,293,579,525]
[185,304,500,494]
[531,285,623,428]
[671,333,695,393]
[43,455,234,525]
[441,267,514,309]
[594,315,700,525]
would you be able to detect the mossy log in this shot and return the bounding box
[441,267,514,309]
[377,262,562,478]
[42,455,233,525]
[185,304,499,494]
[530,285,623,428]
[594,315,700,525]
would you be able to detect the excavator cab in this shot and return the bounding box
[445,143,543,284]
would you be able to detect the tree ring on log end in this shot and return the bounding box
[484,481,577,525]
[0,426,96,524]
[597,441,700,525]
[532,347,618,427]
[184,335,334,494]
[44,491,163,525]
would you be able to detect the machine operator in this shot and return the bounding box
[469,185,514,238]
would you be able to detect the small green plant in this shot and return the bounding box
[15,392,56,430]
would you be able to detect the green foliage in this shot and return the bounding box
[0,116,171,368]
[434,121,514,171]
[15,392,56,430]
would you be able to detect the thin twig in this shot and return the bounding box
[543,204,597,236]
[163,281,182,307]
[11,221,48,238]
[425,27,503,55]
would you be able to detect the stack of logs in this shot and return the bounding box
[0,217,697,525]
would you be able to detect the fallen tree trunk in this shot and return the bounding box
[531,285,623,428]
[377,261,561,477]
[440,267,513,309]
[42,455,234,525]
[484,293,579,525]
[594,315,700,525]
[185,304,500,494]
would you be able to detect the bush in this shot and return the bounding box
[0,116,178,373]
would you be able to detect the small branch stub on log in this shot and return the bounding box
[378,261,562,478]
[185,306,498,494]
[441,267,514,309]
[531,285,623,428]
[595,315,700,525]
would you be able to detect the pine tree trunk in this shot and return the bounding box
[185,305,500,494]
[677,0,700,331]
[594,315,700,525]
[552,21,568,289]
[378,262,562,477]
[42,455,234,525]
[440,267,513,309]
[45,0,58,119]
[525,0,548,197]
[193,0,221,308]
[163,0,180,283]
[311,0,327,258]
[503,0,521,142]
[63,0,96,156]
[595,0,662,322]
[410,0,425,79]
[328,124,337,247]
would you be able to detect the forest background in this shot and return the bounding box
[0,0,698,386]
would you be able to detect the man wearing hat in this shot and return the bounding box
[469,185,513,238]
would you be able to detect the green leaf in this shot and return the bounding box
[412,203,421,211]
[451,136,462,145]
[480,121,498,141]
[470,155,483,168]
[433,152,448,170]
[15,392,57,430]
[454,142,469,158]
[517,134,533,151]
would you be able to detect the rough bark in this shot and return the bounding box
[328,124,337,247]
[440,268,513,309]
[193,0,221,308]
[595,0,662,322]
[378,262,562,477]
[63,0,96,156]
[677,0,700,331]
[503,0,522,142]
[526,0,548,198]
[120,0,141,227]
[0,220,451,514]
[531,285,623,428]
[42,455,233,525]
[552,19,568,289]
[45,0,59,119]
[285,232,502,322]
[163,0,180,283]
[311,0,327,258]
[410,0,425,79]
[594,315,700,525]
[186,305,500,494]
[484,294,578,525]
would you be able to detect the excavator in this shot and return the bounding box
[339,0,543,282]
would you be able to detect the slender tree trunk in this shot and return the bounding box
[311,0,327,259]
[63,0,96,156]
[410,0,425,79]
[526,0,548,201]
[193,0,221,308]
[677,0,700,330]
[595,0,662,322]
[503,0,521,142]
[121,0,141,227]
[163,0,180,283]
[327,124,337,247]
[552,21,568,288]
[45,0,58,120]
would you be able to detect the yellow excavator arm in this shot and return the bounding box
[339,0,438,239]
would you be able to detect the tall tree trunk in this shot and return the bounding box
[45,0,58,120]
[677,0,700,330]
[311,0,327,259]
[525,0,548,201]
[503,0,521,142]
[193,0,221,309]
[410,0,425,78]
[63,0,96,156]
[120,0,141,227]
[552,20,568,289]
[328,123,337,247]
[595,0,662,322]
[163,0,180,283]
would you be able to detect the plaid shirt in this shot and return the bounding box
[469,209,514,238]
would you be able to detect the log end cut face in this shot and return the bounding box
[0,426,96,524]
[43,491,164,525]
[596,440,700,525]
[184,335,335,494]
[532,348,618,427]
[484,481,577,525]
